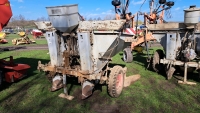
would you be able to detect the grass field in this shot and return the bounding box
[0,34,47,46]
[0,45,200,113]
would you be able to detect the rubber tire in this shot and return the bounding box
[152,49,164,72]
[123,48,133,63]
[108,65,124,98]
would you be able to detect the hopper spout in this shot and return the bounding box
[82,81,94,99]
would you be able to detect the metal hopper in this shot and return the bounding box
[46,4,80,33]
[37,4,140,100]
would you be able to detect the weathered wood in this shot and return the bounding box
[124,74,141,87]
[178,81,197,85]
[58,93,74,100]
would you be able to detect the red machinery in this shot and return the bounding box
[0,0,12,31]
[32,29,43,39]
[0,56,30,85]
[0,39,8,44]
[0,1,31,87]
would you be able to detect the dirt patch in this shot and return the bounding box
[72,87,122,113]
[71,85,136,113]
[148,77,156,84]
[170,102,187,111]
[146,76,177,91]
[158,80,177,91]
[91,103,120,113]
[128,67,139,75]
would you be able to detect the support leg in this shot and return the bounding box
[178,63,196,85]
[58,74,74,100]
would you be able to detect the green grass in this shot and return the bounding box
[1,34,47,46]
[0,47,200,113]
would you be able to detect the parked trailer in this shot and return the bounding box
[37,4,140,100]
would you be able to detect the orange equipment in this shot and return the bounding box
[131,33,156,50]
[112,0,156,51]
[0,0,12,31]
[144,12,157,24]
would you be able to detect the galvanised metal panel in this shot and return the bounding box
[77,32,93,72]
[46,4,78,16]
[45,31,64,66]
[46,4,80,33]
[166,33,177,60]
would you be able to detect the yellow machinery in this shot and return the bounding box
[17,31,26,37]
[134,46,144,53]
[12,33,36,45]
[0,32,6,39]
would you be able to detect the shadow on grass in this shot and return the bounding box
[0,57,49,92]
[0,46,27,52]
[0,58,129,112]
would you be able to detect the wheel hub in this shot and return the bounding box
[123,52,127,61]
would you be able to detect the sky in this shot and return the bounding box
[9,0,200,22]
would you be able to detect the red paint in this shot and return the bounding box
[0,0,12,31]
[0,56,30,83]
[116,74,123,88]
[125,28,143,35]
[32,30,43,39]
[0,39,8,44]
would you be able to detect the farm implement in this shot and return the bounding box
[0,56,30,87]
[37,4,140,100]
[149,5,200,85]
[0,0,31,87]
[12,32,36,45]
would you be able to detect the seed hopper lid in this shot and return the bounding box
[184,5,200,12]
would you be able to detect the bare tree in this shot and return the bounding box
[7,14,36,29]
[8,15,26,28]
[36,16,49,21]
[88,17,93,21]
[97,17,102,20]
[104,14,115,20]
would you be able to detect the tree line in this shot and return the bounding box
[6,14,49,29]
[6,14,144,29]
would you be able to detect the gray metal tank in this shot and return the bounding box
[184,5,200,28]
[46,4,80,33]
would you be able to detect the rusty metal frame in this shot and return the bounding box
[161,59,200,68]
[38,62,103,81]
[160,58,199,85]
